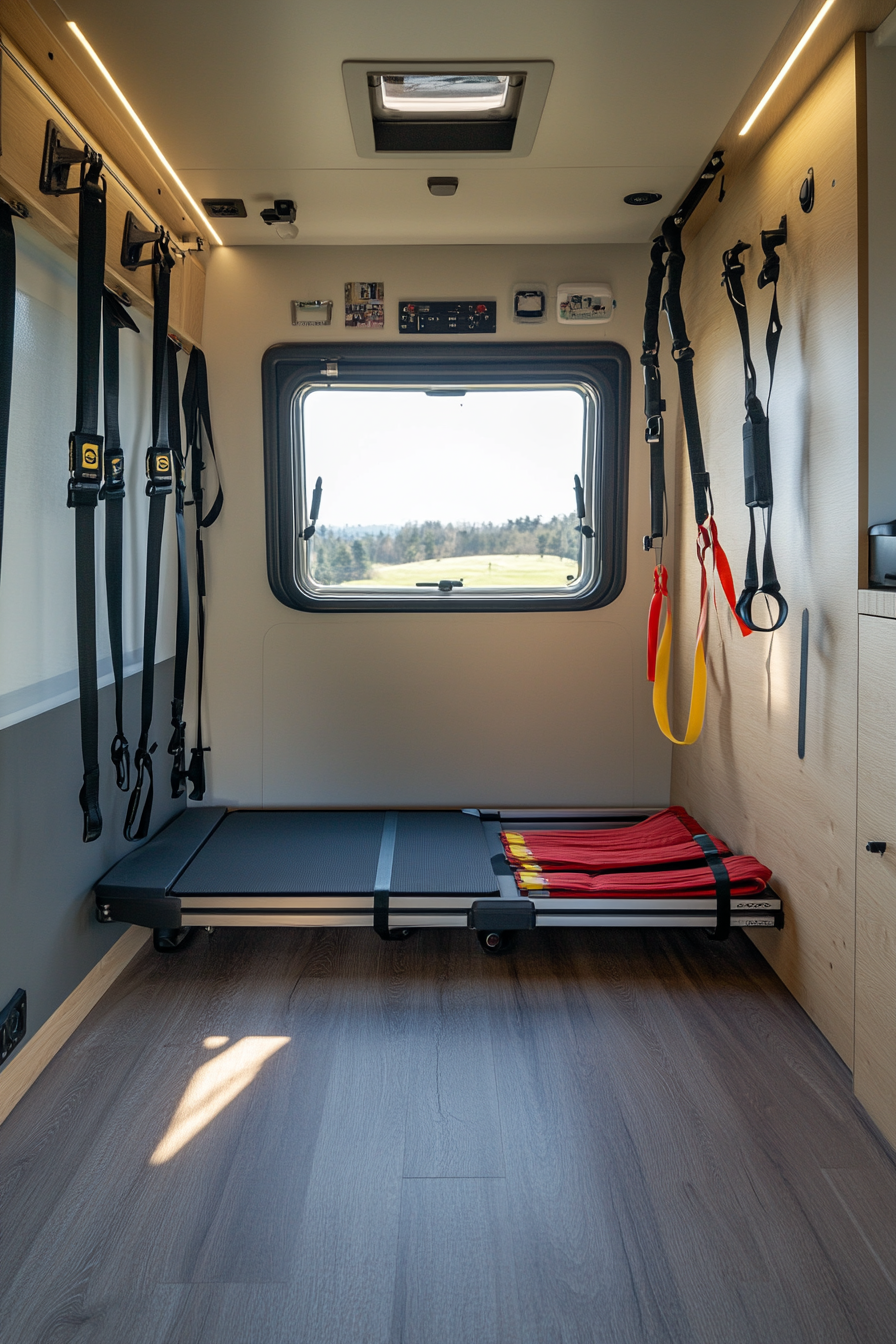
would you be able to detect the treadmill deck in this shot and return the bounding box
[95,808,784,936]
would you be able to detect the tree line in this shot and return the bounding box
[310,513,581,584]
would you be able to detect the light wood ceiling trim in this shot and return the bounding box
[2,0,203,241]
[687,0,892,237]
[0,37,205,346]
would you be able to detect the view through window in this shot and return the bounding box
[299,386,589,594]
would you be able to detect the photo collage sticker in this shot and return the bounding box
[345,281,385,328]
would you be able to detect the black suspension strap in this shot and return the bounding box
[693,832,731,941]
[640,152,752,747]
[124,235,174,841]
[67,156,107,841]
[101,288,139,791]
[166,336,189,797]
[181,346,223,801]
[721,218,788,633]
[0,201,15,614]
[641,234,668,560]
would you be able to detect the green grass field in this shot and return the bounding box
[341,553,577,588]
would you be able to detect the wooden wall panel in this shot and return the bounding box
[0,35,204,346]
[669,41,863,1064]
[2,0,202,240]
[855,615,896,1147]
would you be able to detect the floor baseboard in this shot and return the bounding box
[0,925,150,1127]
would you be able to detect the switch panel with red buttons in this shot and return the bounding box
[398,301,497,334]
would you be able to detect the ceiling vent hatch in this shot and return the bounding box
[200,197,247,218]
[343,61,553,158]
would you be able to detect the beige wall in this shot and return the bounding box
[198,243,675,808]
[670,41,863,1064]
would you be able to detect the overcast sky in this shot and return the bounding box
[301,387,585,529]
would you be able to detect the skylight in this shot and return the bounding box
[342,61,554,157]
[379,75,511,115]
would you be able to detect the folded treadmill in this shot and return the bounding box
[95,808,784,952]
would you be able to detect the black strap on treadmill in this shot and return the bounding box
[166,336,189,797]
[67,157,107,842]
[693,832,731,941]
[181,346,223,800]
[0,201,15,615]
[721,219,788,633]
[124,235,174,841]
[101,288,139,791]
[373,811,398,939]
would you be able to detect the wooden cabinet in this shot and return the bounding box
[855,614,896,1147]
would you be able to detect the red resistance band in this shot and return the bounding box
[515,854,772,899]
[647,518,751,683]
[501,806,706,869]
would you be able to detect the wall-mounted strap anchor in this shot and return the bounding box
[39,121,102,196]
[121,210,164,270]
[799,167,814,214]
[758,216,787,288]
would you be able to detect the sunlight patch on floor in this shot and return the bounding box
[150,1036,290,1164]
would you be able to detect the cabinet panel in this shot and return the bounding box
[856,615,896,1147]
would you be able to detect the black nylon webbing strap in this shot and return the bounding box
[181,347,223,800]
[721,224,788,633]
[641,235,668,553]
[125,237,174,841]
[0,201,15,602]
[67,159,106,842]
[102,288,139,791]
[640,153,723,551]
[693,833,731,941]
[662,214,712,526]
[166,337,189,797]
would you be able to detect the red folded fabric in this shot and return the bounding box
[514,854,772,899]
[501,833,730,874]
[502,806,707,870]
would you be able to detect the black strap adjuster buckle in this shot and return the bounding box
[101,448,126,500]
[145,446,173,497]
[645,414,663,444]
[67,431,103,507]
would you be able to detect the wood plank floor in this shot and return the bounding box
[1,927,895,1344]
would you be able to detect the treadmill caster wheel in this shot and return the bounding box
[153,927,196,954]
[380,928,414,941]
[478,930,512,955]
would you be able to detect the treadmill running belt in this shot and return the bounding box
[172,811,386,893]
[390,811,497,893]
[170,810,498,895]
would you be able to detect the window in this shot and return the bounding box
[263,342,629,613]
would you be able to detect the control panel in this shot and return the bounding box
[399,301,497,334]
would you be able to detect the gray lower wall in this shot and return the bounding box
[0,660,184,1063]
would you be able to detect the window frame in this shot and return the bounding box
[262,341,630,614]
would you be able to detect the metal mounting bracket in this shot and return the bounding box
[39,120,101,197]
[121,210,164,270]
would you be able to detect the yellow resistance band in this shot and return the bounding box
[651,593,707,746]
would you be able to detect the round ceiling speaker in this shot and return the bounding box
[624,192,663,206]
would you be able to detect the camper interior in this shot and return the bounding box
[1,1,896,1340]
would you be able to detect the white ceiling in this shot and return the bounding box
[63,0,800,246]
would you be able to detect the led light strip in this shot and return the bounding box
[740,0,837,136]
[67,21,223,246]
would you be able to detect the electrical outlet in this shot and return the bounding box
[0,989,26,1063]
